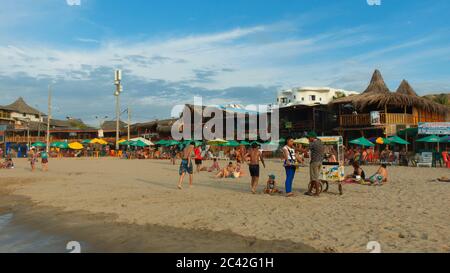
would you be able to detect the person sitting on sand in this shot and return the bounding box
[368,164,388,185]
[344,161,366,183]
[1,155,14,169]
[264,174,281,194]
[207,158,220,172]
[216,162,236,178]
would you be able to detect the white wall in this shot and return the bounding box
[277,87,358,107]
[10,112,43,122]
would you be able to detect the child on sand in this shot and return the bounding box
[264,174,281,194]
[207,158,220,172]
[368,164,388,185]
[344,161,366,183]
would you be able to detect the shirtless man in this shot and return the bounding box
[245,142,266,194]
[177,141,195,189]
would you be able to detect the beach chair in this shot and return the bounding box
[417,152,433,168]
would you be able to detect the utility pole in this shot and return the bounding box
[37,105,42,139]
[46,85,52,153]
[114,70,123,151]
[127,106,131,141]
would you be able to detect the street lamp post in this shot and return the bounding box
[114,70,123,151]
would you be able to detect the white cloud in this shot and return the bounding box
[66,0,81,6]
[0,23,449,97]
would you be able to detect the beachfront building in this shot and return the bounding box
[129,118,178,140]
[331,69,449,141]
[277,87,358,107]
[178,104,273,141]
[278,104,337,138]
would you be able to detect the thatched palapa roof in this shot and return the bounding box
[332,70,449,115]
[0,97,44,115]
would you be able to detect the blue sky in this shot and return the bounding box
[0,0,449,124]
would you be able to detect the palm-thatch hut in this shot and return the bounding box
[332,69,449,139]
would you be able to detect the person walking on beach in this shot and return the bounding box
[40,149,49,172]
[245,142,265,194]
[194,145,203,173]
[29,147,37,172]
[282,137,302,197]
[178,141,195,189]
[305,132,324,197]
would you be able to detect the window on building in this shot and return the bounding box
[310,95,316,101]
[319,97,322,101]
[301,97,304,101]
[23,113,26,117]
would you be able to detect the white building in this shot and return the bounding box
[0,97,44,124]
[276,87,359,107]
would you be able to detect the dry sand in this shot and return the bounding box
[1,158,449,253]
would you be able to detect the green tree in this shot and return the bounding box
[432,94,449,106]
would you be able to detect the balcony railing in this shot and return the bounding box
[0,111,12,119]
[4,136,116,144]
[339,113,443,127]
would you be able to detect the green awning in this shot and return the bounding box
[397,127,418,137]
[349,137,375,147]
[416,135,443,143]
[31,142,46,148]
[388,136,410,145]
[130,140,149,147]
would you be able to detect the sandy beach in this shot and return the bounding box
[1,158,449,253]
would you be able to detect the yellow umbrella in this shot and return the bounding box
[91,138,108,145]
[207,138,228,145]
[69,142,84,150]
[117,139,127,144]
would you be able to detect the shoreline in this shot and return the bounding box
[0,192,317,253]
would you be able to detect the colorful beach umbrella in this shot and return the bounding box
[221,140,240,147]
[130,140,149,147]
[349,137,375,147]
[91,138,108,145]
[155,139,168,145]
[376,137,391,145]
[130,137,155,146]
[416,135,442,143]
[68,142,84,150]
[164,140,180,146]
[56,142,69,149]
[239,140,250,146]
[207,138,228,145]
[439,135,450,143]
[31,142,46,148]
[388,135,410,145]
[81,139,91,144]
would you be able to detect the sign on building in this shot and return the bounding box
[418,122,450,135]
[98,129,104,138]
[370,111,381,125]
